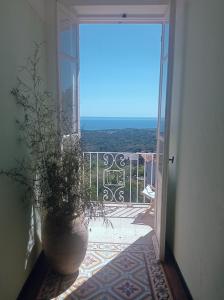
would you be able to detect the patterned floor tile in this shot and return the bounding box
[36,238,173,300]
[93,264,121,284]
[36,271,61,300]
[88,290,119,300]
[95,250,118,260]
[81,252,102,270]
[134,266,151,286]
[112,278,145,299]
[112,253,140,272]
[72,278,100,299]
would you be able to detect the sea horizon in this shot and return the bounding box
[80,116,157,130]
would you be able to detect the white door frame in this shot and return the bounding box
[159,0,176,260]
[45,0,176,260]
[73,2,175,261]
[154,0,176,260]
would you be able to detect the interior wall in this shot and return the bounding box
[167,0,224,299]
[0,1,46,299]
[67,0,168,5]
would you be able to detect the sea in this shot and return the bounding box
[80,117,157,131]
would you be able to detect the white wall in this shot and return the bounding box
[167,0,224,299]
[68,0,168,5]
[0,1,46,298]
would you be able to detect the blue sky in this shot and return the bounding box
[80,24,161,118]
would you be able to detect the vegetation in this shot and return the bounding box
[81,128,156,204]
[0,44,106,220]
[81,128,157,153]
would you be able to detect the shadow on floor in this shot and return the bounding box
[36,231,172,300]
[132,202,155,228]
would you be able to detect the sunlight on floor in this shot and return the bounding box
[89,204,154,245]
[36,203,175,300]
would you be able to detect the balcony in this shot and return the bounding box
[36,152,171,300]
[83,151,156,205]
[83,151,156,242]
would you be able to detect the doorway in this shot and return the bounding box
[57,0,174,261]
[34,1,175,298]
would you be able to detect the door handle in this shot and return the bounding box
[169,156,174,164]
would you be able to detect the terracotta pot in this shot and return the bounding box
[42,213,88,275]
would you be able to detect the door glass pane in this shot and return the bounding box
[160,59,168,136]
[164,23,169,57]
[158,139,164,174]
[59,19,77,57]
[59,18,71,56]
[60,58,77,134]
[72,25,78,57]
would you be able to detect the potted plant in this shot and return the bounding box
[0,44,106,275]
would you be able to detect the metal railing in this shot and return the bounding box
[83,152,156,204]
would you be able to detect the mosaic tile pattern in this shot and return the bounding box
[37,239,173,300]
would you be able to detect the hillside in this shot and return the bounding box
[81,128,157,153]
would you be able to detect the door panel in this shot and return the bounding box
[163,23,170,58]
[158,138,164,174]
[59,58,77,134]
[155,18,172,260]
[59,22,78,57]
[160,61,168,137]
[57,2,80,135]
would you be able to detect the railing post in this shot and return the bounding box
[82,152,85,185]
[97,152,99,201]
[151,153,154,187]
[89,152,92,188]
[82,151,155,205]
[143,155,146,203]
[137,153,139,203]
[129,153,132,205]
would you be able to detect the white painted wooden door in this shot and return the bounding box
[57,1,80,135]
[154,17,173,260]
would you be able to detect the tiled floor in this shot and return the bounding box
[36,204,173,300]
[88,203,154,244]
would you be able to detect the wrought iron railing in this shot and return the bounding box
[83,152,156,204]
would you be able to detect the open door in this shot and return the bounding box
[154,8,174,260]
[57,1,80,135]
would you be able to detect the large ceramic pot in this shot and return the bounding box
[42,213,88,275]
